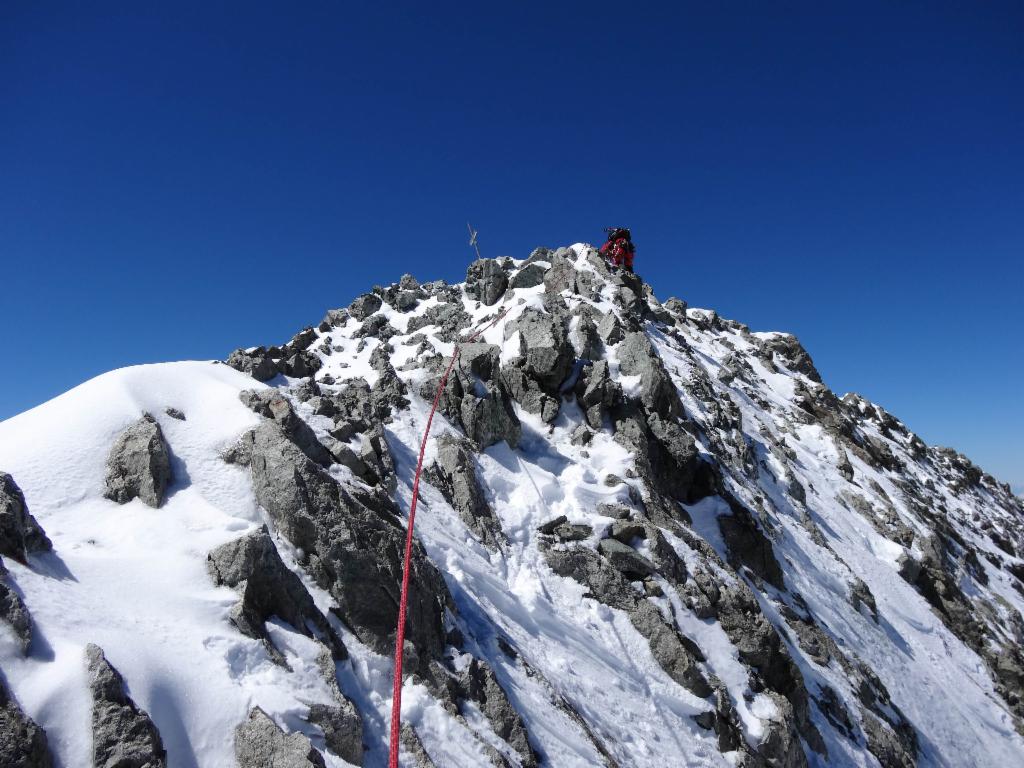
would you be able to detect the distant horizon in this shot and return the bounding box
[2,3,1020,488]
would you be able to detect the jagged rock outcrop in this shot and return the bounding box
[85,643,166,768]
[465,258,508,306]
[207,526,346,663]
[227,347,280,382]
[0,560,33,653]
[0,473,51,563]
[242,419,451,674]
[424,433,502,548]
[0,675,51,768]
[502,309,575,394]
[464,659,538,768]
[235,707,325,768]
[103,414,174,508]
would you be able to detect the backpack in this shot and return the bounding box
[605,226,631,243]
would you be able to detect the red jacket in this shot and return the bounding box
[601,237,634,268]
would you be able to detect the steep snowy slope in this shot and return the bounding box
[2,244,1022,768]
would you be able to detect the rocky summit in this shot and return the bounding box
[1,243,1022,767]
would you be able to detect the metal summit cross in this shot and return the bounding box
[467,222,481,260]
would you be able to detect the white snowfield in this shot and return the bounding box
[2,244,1023,768]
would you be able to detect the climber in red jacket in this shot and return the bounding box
[600,227,635,273]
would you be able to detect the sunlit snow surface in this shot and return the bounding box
[1,245,1022,767]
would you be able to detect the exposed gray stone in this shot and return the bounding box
[464,660,538,768]
[235,707,325,768]
[616,332,683,420]
[510,263,546,289]
[465,259,508,306]
[0,560,32,654]
[0,473,51,563]
[348,293,382,321]
[243,420,450,674]
[543,259,578,295]
[425,433,502,548]
[597,538,656,578]
[538,515,568,535]
[227,347,280,382]
[308,702,363,765]
[597,313,625,346]
[207,526,346,663]
[319,308,349,332]
[503,309,575,393]
[103,415,174,508]
[0,675,51,768]
[85,643,166,768]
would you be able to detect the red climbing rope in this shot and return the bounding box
[388,305,510,767]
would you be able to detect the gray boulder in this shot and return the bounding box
[616,333,683,420]
[281,350,322,379]
[406,302,473,342]
[425,434,502,548]
[318,308,349,332]
[348,293,382,321]
[503,309,575,393]
[543,258,578,295]
[0,560,33,654]
[0,675,51,768]
[597,538,656,578]
[85,643,166,768]
[235,708,325,768]
[308,701,363,765]
[103,415,174,508]
[207,527,346,663]
[227,347,280,382]
[571,314,602,361]
[597,313,625,346]
[509,263,546,289]
[460,382,522,449]
[0,473,51,563]
[465,259,509,306]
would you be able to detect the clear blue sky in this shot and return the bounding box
[1,3,1021,489]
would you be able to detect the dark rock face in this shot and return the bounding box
[348,293,383,321]
[85,643,166,768]
[206,526,346,663]
[235,707,325,768]
[407,303,473,342]
[509,263,546,289]
[308,701,363,765]
[0,473,51,563]
[544,545,711,698]
[760,334,822,383]
[0,560,33,654]
[0,675,52,768]
[422,346,522,450]
[239,391,334,467]
[103,415,174,508]
[616,332,683,420]
[424,434,502,548]
[227,347,280,382]
[503,309,575,393]
[243,420,450,674]
[464,660,538,768]
[465,259,509,306]
[717,493,785,589]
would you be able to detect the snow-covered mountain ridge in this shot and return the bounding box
[2,243,1022,768]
